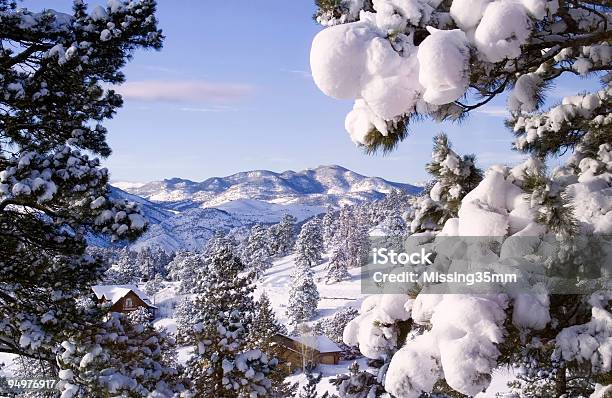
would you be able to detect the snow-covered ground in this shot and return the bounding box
[256,254,365,323]
[0,255,512,398]
[150,254,513,397]
[0,255,514,397]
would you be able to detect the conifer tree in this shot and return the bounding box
[174,296,198,344]
[311,0,611,153]
[296,365,326,398]
[57,312,185,397]
[143,273,164,297]
[331,206,370,269]
[11,355,56,398]
[0,0,161,376]
[268,214,297,256]
[309,2,612,397]
[126,306,153,327]
[185,243,276,397]
[102,248,138,285]
[316,307,359,344]
[136,247,155,281]
[295,217,325,267]
[411,133,482,233]
[287,261,320,326]
[382,209,407,235]
[136,247,170,281]
[381,207,407,249]
[243,224,273,278]
[250,291,296,398]
[326,243,351,283]
[322,206,339,249]
[330,361,386,398]
[167,250,206,294]
[250,291,285,354]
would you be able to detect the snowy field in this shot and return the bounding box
[0,253,516,397]
[148,253,515,397]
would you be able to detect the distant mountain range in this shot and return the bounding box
[110,165,420,252]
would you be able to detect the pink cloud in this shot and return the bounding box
[113,80,254,103]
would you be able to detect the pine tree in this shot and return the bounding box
[250,292,296,398]
[11,355,56,398]
[174,296,198,344]
[332,206,370,269]
[296,365,324,398]
[103,248,139,284]
[295,217,325,267]
[167,250,206,293]
[185,243,276,397]
[250,291,285,353]
[136,247,169,281]
[243,224,273,278]
[317,307,359,344]
[57,312,185,397]
[126,306,154,327]
[143,273,164,297]
[326,243,351,283]
[330,361,386,398]
[0,0,160,378]
[311,0,610,153]
[410,133,483,233]
[521,167,579,236]
[268,214,297,257]
[362,189,412,228]
[177,251,203,294]
[309,2,612,396]
[322,206,339,249]
[287,261,320,326]
[381,207,407,249]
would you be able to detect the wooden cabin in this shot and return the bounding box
[272,334,343,370]
[92,285,157,316]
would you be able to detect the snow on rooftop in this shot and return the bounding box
[91,284,155,307]
[292,334,342,353]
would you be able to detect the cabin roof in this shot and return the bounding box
[91,284,156,308]
[278,334,342,353]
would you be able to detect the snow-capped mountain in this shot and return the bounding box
[112,165,420,252]
[122,165,419,208]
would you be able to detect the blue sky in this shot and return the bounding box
[35,1,603,184]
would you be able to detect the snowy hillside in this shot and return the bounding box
[108,186,172,225]
[111,165,420,252]
[129,208,244,253]
[150,253,514,397]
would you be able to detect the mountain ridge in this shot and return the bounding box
[110,165,421,252]
[117,165,420,206]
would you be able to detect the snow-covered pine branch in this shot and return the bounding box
[0,0,163,387]
[310,0,611,152]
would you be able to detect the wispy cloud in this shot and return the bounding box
[114,80,254,103]
[281,68,312,79]
[179,106,238,113]
[475,106,509,118]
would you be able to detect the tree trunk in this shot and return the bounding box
[555,365,567,397]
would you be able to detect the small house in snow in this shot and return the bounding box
[272,334,342,370]
[92,285,157,316]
